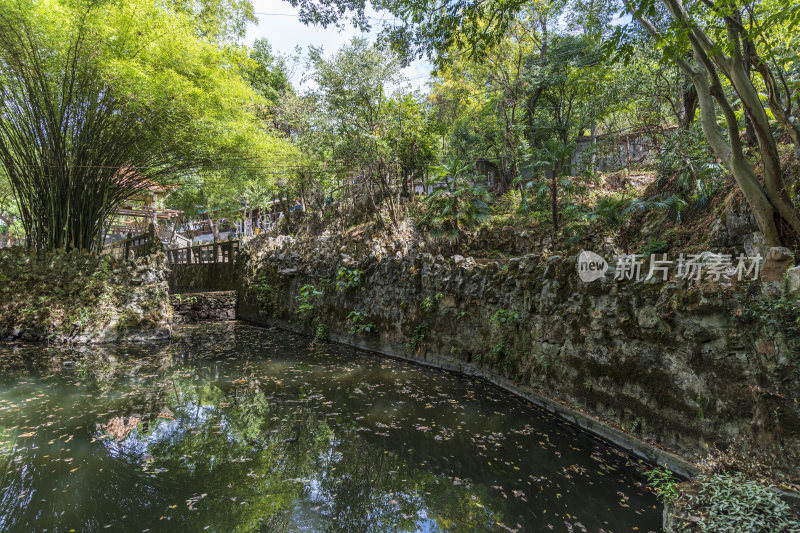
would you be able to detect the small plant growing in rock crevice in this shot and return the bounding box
[490,308,519,328]
[646,467,680,504]
[296,284,323,323]
[313,320,329,341]
[251,275,276,309]
[493,341,509,359]
[483,307,521,374]
[419,293,443,314]
[335,267,364,291]
[173,294,198,305]
[347,311,374,336]
[406,322,428,353]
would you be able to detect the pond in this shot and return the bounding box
[0,323,661,532]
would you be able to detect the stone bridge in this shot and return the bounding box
[105,234,241,321]
[104,231,241,293]
[163,241,241,322]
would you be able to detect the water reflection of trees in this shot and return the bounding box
[308,432,500,532]
[0,326,658,532]
[124,374,500,532]
[0,338,503,532]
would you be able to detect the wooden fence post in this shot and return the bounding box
[124,232,131,260]
[626,135,631,173]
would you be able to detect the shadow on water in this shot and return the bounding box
[0,323,661,532]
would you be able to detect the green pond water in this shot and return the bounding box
[0,323,661,532]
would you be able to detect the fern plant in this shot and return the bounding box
[584,193,687,252]
[421,157,492,238]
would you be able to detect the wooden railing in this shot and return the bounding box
[104,231,157,261]
[165,240,239,265]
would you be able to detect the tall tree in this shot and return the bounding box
[0,0,288,251]
[248,39,292,106]
[290,0,800,246]
[307,38,407,227]
[618,0,800,246]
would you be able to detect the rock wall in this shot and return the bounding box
[170,291,236,323]
[237,231,800,480]
[0,248,172,343]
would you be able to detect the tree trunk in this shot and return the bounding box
[550,168,559,234]
[680,82,698,129]
[206,213,220,241]
[626,0,800,247]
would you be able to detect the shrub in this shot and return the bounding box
[688,473,799,532]
[656,124,726,210]
[420,158,492,238]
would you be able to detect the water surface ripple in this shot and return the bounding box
[0,323,660,532]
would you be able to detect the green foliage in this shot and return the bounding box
[174,294,199,305]
[582,193,687,250]
[346,311,374,336]
[421,158,492,237]
[405,321,428,352]
[688,473,799,532]
[335,267,364,291]
[641,239,669,256]
[0,0,293,251]
[587,194,687,230]
[646,467,680,504]
[313,320,329,341]
[742,290,800,353]
[418,293,443,314]
[487,308,518,370]
[490,308,519,328]
[296,284,323,323]
[492,342,510,359]
[251,275,276,310]
[0,248,170,340]
[656,126,726,210]
[248,38,291,106]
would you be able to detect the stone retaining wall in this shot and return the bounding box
[170,291,236,323]
[0,248,172,343]
[236,231,800,481]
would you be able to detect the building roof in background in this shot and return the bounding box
[113,165,176,194]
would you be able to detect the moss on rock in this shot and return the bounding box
[0,248,171,343]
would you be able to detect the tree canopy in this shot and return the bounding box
[0,0,292,251]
